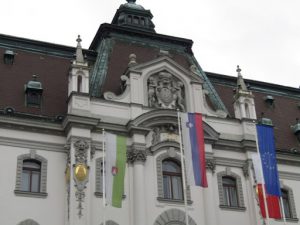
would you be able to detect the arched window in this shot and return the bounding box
[15,153,48,197]
[77,75,82,92]
[21,160,41,192]
[162,160,183,200]
[217,170,245,210]
[245,103,250,118]
[222,176,238,207]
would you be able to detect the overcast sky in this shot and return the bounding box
[1,0,299,88]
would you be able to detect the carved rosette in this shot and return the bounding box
[127,143,147,163]
[206,158,216,173]
[73,139,90,218]
[147,71,185,110]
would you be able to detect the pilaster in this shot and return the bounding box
[127,134,147,225]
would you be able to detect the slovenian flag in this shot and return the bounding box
[105,133,127,208]
[181,113,208,187]
[252,124,282,219]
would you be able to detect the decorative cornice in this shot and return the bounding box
[279,171,300,181]
[215,157,246,168]
[0,113,64,136]
[62,114,99,133]
[213,138,256,152]
[0,136,66,152]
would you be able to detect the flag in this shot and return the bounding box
[252,154,282,219]
[256,124,281,197]
[253,124,282,219]
[180,112,207,187]
[105,132,127,208]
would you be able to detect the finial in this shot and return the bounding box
[236,65,242,75]
[76,35,82,46]
[236,65,248,91]
[127,0,136,3]
[32,75,38,80]
[75,35,84,63]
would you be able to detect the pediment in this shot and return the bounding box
[127,55,203,84]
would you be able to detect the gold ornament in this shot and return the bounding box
[74,164,88,181]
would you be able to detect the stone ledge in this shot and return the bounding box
[276,218,299,223]
[94,192,126,199]
[219,205,246,211]
[157,197,193,205]
[14,190,48,198]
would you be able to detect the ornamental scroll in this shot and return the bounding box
[147,71,185,111]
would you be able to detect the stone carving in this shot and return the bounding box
[152,124,178,145]
[90,145,96,160]
[128,53,137,67]
[127,149,147,163]
[73,139,89,218]
[206,158,216,173]
[74,139,89,164]
[242,160,250,178]
[147,71,185,110]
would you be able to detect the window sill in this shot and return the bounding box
[94,192,126,199]
[14,190,48,198]
[157,197,193,205]
[276,218,299,223]
[219,205,246,211]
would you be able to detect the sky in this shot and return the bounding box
[1,0,300,88]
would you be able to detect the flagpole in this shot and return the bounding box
[102,128,106,225]
[177,109,189,225]
[254,124,271,225]
[279,197,287,225]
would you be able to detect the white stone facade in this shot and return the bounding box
[1,50,299,225]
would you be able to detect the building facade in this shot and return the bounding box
[0,1,299,225]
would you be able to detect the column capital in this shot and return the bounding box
[127,143,147,164]
[206,158,216,173]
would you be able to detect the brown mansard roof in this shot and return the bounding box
[206,72,300,152]
[0,34,97,118]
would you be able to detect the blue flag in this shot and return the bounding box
[256,124,281,197]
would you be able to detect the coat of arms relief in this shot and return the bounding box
[147,71,185,111]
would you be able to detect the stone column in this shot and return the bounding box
[127,142,147,225]
[203,159,218,225]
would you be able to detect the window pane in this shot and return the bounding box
[172,176,183,200]
[163,175,172,199]
[31,172,40,192]
[21,172,30,191]
[23,161,41,169]
[223,177,236,185]
[282,190,291,218]
[162,161,181,173]
[229,187,238,207]
[223,187,229,206]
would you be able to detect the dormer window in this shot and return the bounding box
[3,50,15,65]
[25,75,43,107]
